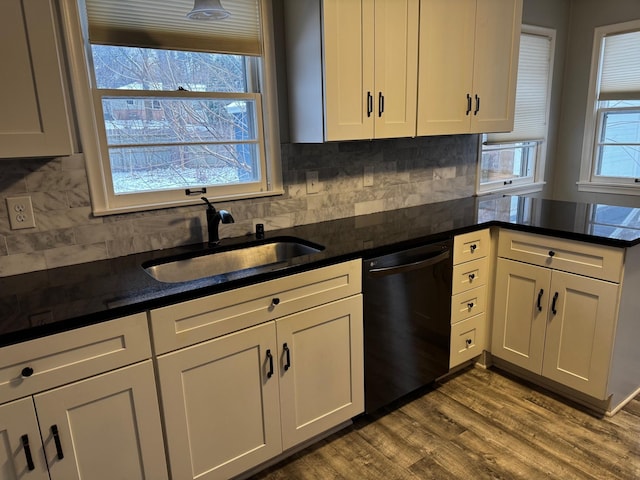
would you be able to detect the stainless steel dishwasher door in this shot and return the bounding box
[362,239,453,413]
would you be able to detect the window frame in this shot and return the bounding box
[476,25,556,196]
[578,19,640,196]
[60,0,283,215]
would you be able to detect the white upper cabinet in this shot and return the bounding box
[0,0,72,158]
[285,0,419,142]
[417,0,522,135]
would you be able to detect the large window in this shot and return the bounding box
[62,0,282,214]
[580,20,640,195]
[477,26,555,194]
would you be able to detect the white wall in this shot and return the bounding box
[522,0,570,199]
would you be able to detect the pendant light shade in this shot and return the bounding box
[187,0,230,20]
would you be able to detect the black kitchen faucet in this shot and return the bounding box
[201,197,234,246]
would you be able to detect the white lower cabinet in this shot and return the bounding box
[34,361,167,480]
[0,398,49,480]
[0,314,168,480]
[157,322,282,480]
[492,257,619,399]
[156,295,363,480]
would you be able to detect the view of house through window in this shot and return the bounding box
[92,46,262,195]
[478,26,555,194]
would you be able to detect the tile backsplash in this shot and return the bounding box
[0,135,478,276]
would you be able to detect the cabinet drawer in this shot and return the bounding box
[451,285,487,324]
[498,230,624,283]
[450,313,486,368]
[150,260,362,354]
[453,229,490,264]
[452,257,489,295]
[0,313,151,404]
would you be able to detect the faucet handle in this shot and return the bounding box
[201,197,215,210]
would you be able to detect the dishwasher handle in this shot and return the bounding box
[367,249,450,277]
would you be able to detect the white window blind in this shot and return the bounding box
[83,0,262,55]
[599,30,640,101]
[485,32,552,143]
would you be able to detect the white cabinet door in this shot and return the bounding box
[323,0,375,140]
[0,398,49,480]
[0,0,72,158]
[470,0,522,133]
[290,0,418,141]
[492,258,551,374]
[417,0,476,135]
[33,361,167,480]
[277,295,364,450]
[542,271,619,399]
[417,0,521,135]
[157,322,282,480]
[373,0,419,138]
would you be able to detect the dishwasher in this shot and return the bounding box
[362,238,453,413]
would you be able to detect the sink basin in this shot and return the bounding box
[142,237,325,283]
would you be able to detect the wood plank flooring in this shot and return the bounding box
[250,367,640,480]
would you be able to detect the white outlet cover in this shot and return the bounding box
[306,171,320,194]
[6,196,36,230]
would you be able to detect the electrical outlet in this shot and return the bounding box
[363,166,374,187]
[306,171,320,194]
[6,196,36,230]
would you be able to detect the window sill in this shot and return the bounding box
[577,182,640,196]
[477,181,545,197]
[91,189,285,217]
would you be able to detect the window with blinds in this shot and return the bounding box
[579,19,640,195]
[593,29,640,182]
[478,26,555,194]
[61,0,281,215]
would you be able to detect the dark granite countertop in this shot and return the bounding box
[1,195,639,347]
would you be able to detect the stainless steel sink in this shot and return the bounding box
[142,237,324,283]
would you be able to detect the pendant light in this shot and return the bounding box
[187,0,230,20]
